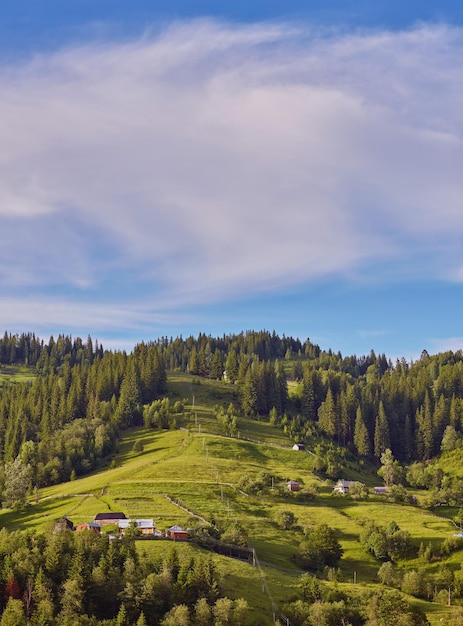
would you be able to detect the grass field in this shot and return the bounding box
[0,372,461,624]
[0,365,35,387]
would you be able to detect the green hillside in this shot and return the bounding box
[1,372,462,625]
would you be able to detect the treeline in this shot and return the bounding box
[150,331,463,465]
[0,335,167,487]
[148,330,463,465]
[291,349,463,464]
[0,332,103,370]
[0,526,249,625]
[3,329,463,476]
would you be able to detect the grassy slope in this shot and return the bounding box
[0,365,35,388]
[0,372,459,624]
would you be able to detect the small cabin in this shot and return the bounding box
[94,512,127,525]
[333,480,359,495]
[166,525,189,541]
[292,443,305,451]
[286,480,300,492]
[374,486,388,496]
[118,519,155,536]
[53,517,74,533]
[76,522,101,533]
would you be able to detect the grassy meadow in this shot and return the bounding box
[0,372,461,624]
[0,365,35,388]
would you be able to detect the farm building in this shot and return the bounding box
[166,525,189,540]
[118,519,156,536]
[333,480,360,495]
[94,512,127,525]
[374,486,388,495]
[286,480,300,492]
[76,522,101,533]
[292,443,305,451]
[53,517,74,533]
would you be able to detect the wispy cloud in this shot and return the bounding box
[0,20,462,333]
[430,337,463,354]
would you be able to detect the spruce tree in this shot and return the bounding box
[374,401,391,459]
[354,407,371,456]
[318,388,337,438]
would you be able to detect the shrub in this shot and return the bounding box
[298,524,343,571]
[132,439,144,453]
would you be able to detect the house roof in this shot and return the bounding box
[94,512,127,521]
[77,522,101,528]
[54,517,74,530]
[118,519,155,529]
[168,525,186,532]
[335,480,358,487]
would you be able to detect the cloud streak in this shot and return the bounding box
[0,20,462,334]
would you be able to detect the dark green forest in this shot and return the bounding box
[2,330,463,624]
[1,330,463,486]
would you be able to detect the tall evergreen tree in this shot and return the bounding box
[318,388,337,438]
[354,407,371,456]
[374,401,391,459]
[115,360,141,428]
[301,369,315,421]
[224,350,238,383]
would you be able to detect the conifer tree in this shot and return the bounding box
[115,360,141,427]
[354,407,371,456]
[318,388,337,438]
[241,368,258,416]
[224,350,238,383]
[210,349,223,380]
[301,369,315,421]
[374,401,391,459]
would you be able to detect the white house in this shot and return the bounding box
[118,519,155,536]
[333,480,359,495]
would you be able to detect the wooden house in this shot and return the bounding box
[118,519,155,536]
[166,525,189,541]
[75,522,101,533]
[333,480,359,495]
[94,512,127,525]
[53,517,74,533]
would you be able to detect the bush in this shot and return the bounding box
[298,524,343,571]
[274,510,298,530]
[132,439,144,453]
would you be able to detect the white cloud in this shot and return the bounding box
[0,19,463,327]
[430,337,463,354]
[0,296,180,334]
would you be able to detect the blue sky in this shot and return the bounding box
[1,1,463,360]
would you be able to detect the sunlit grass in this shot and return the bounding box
[0,370,461,624]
